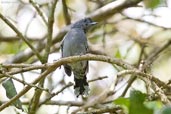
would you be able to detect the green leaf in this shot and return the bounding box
[115,49,122,58]
[160,106,171,114]
[130,90,146,103]
[0,42,28,54]
[129,90,153,114]
[144,101,163,110]
[144,0,164,9]
[2,78,23,110]
[114,97,130,108]
[114,97,130,113]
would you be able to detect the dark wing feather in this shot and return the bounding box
[64,64,72,76]
[61,40,72,76]
[85,41,89,73]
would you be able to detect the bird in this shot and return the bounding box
[61,18,97,97]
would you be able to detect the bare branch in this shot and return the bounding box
[117,70,170,103]
[0,36,43,42]
[0,54,133,111]
[0,13,42,62]
[28,0,59,113]
[5,0,143,63]
[29,0,48,25]
[77,105,122,114]
[0,73,49,93]
[122,39,171,96]
[44,0,59,62]
[124,15,171,29]
[40,76,108,106]
[88,0,142,21]
[62,0,71,25]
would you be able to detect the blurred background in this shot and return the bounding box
[0,0,171,114]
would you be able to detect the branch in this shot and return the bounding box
[51,54,135,71]
[0,73,49,93]
[117,70,167,88]
[39,76,108,106]
[29,0,48,25]
[0,36,43,42]
[88,0,142,21]
[122,13,171,29]
[7,65,47,75]
[117,70,170,103]
[5,0,143,63]
[28,0,59,113]
[142,40,171,70]
[152,82,170,104]
[4,54,134,75]
[16,100,84,107]
[62,0,71,25]
[0,13,42,62]
[77,106,122,114]
[71,90,115,114]
[44,0,59,62]
[0,54,133,111]
[1,63,38,68]
[39,82,73,106]
[44,100,84,107]
[122,39,171,96]
[3,54,134,75]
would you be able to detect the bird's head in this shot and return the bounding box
[71,18,97,32]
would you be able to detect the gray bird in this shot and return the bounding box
[61,18,97,97]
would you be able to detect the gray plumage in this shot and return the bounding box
[61,18,97,97]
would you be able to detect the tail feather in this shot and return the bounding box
[74,76,89,97]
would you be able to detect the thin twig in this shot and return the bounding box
[29,0,48,25]
[124,14,171,29]
[1,63,49,75]
[0,54,132,111]
[0,36,43,42]
[88,0,142,21]
[0,73,49,93]
[143,40,171,69]
[5,0,143,63]
[77,105,122,114]
[1,63,48,68]
[0,13,42,62]
[122,40,171,96]
[117,70,170,103]
[39,82,73,106]
[3,52,134,75]
[152,82,170,104]
[62,0,71,25]
[117,70,167,88]
[39,76,108,106]
[45,0,58,61]
[71,90,115,114]
[28,0,59,113]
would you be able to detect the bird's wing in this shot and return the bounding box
[60,41,64,57]
[84,38,89,74]
[61,36,72,76]
[86,42,89,74]
[64,64,72,76]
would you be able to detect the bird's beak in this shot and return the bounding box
[90,22,98,25]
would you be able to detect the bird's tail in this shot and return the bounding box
[74,76,89,97]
